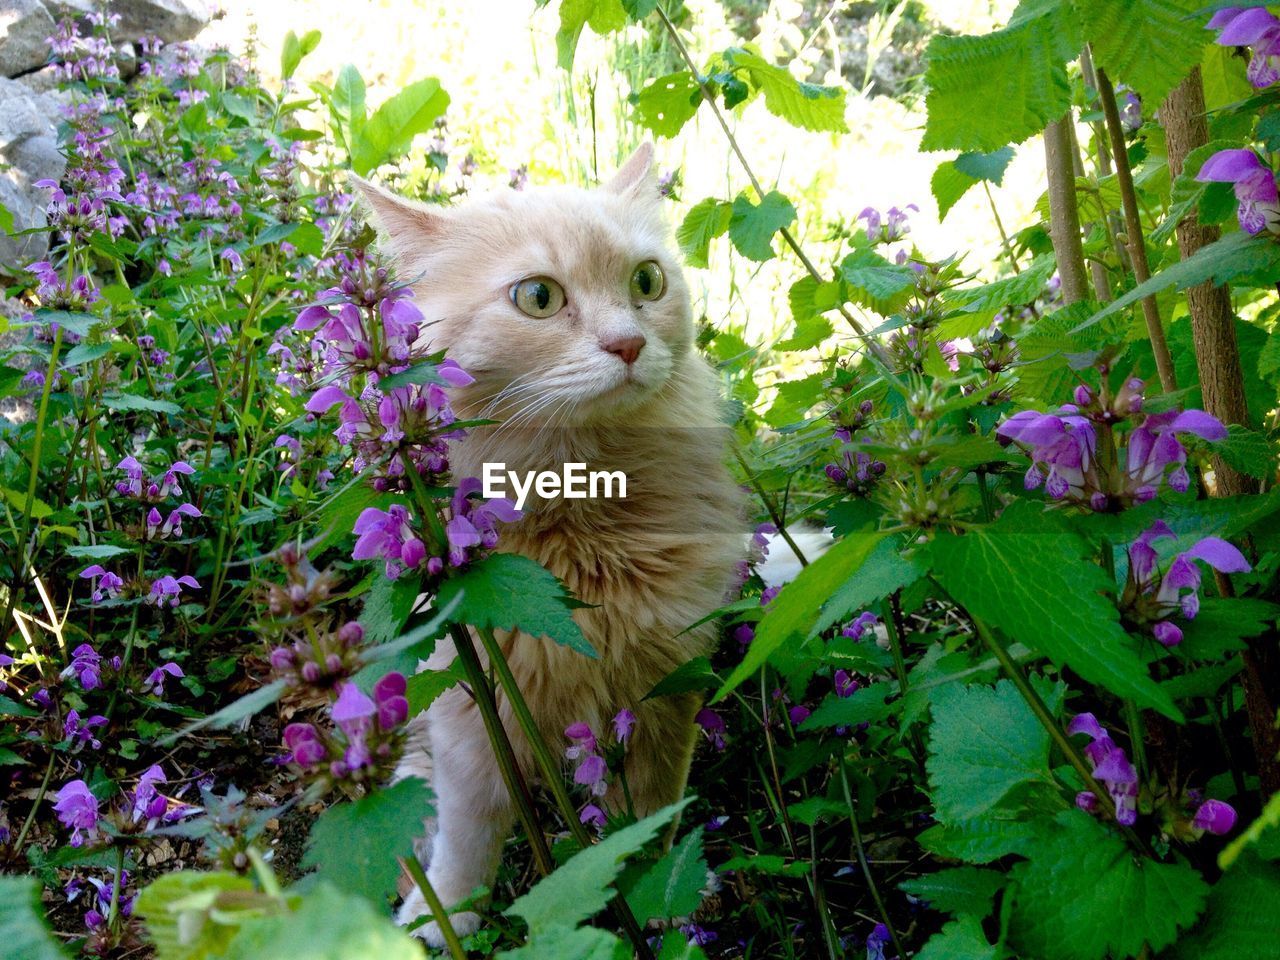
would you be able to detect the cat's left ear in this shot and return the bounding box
[350,174,447,242]
[603,143,657,200]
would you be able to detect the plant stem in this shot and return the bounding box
[654,3,895,369]
[1042,116,1090,305]
[981,182,1020,275]
[400,855,467,960]
[838,758,908,960]
[733,448,809,568]
[12,751,56,852]
[106,845,126,929]
[972,617,1150,852]
[471,626,653,960]
[1095,67,1177,393]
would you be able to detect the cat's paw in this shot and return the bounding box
[397,888,481,948]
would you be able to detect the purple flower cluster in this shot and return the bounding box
[1208,6,1280,88]
[60,642,119,691]
[695,707,727,751]
[997,380,1227,511]
[1068,713,1139,825]
[858,205,917,244]
[565,710,638,825]
[283,674,409,785]
[1197,149,1280,236]
[270,620,364,690]
[54,780,100,847]
[1121,522,1251,647]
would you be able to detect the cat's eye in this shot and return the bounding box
[510,276,566,318]
[630,260,665,301]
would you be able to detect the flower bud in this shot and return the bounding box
[338,621,364,646]
[300,661,322,684]
[268,647,295,671]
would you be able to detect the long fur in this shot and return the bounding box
[356,146,744,944]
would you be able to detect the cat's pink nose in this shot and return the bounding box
[602,334,646,365]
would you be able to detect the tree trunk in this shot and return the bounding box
[1043,115,1090,305]
[1163,67,1279,799]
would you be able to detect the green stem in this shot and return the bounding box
[838,758,909,960]
[400,855,467,960]
[471,626,653,960]
[11,752,56,852]
[106,845,126,929]
[733,448,808,568]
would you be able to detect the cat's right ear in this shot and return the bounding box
[349,175,447,254]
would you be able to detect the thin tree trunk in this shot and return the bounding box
[1163,66,1279,798]
[1043,115,1090,305]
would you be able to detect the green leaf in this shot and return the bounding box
[1078,0,1206,103]
[632,71,702,138]
[915,917,1000,960]
[918,810,1045,864]
[926,679,1059,823]
[352,78,451,176]
[507,799,691,935]
[252,222,298,247]
[713,532,885,701]
[645,656,718,699]
[360,573,422,645]
[929,527,1182,719]
[675,198,732,268]
[498,924,629,960]
[1078,231,1280,330]
[437,553,595,657]
[160,680,287,746]
[134,871,254,960]
[1221,790,1280,869]
[61,342,112,368]
[621,828,707,924]
[404,661,465,714]
[556,0,627,71]
[1212,424,1276,479]
[1,694,39,717]
[329,64,367,155]
[0,875,67,960]
[214,883,422,960]
[809,535,925,637]
[728,191,796,263]
[65,543,132,560]
[102,392,184,416]
[1170,852,1280,960]
[281,29,321,81]
[900,866,1006,918]
[303,778,432,911]
[932,147,1016,221]
[839,247,916,312]
[723,48,847,133]
[1178,597,1279,660]
[921,5,1078,152]
[799,683,894,730]
[953,146,1016,183]
[1008,809,1209,960]
[33,309,100,337]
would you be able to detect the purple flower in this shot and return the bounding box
[144,662,184,697]
[79,564,124,603]
[842,611,879,640]
[612,708,637,744]
[866,922,891,960]
[1196,148,1280,234]
[565,721,598,759]
[351,504,425,580]
[1192,798,1237,836]
[54,780,100,846]
[131,764,169,822]
[63,709,108,750]
[680,923,719,947]
[788,704,812,725]
[62,643,104,690]
[148,574,199,607]
[283,722,327,767]
[445,478,521,567]
[1068,713,1139,825]
[580,803,606,829]
[331,682,376,737]
[373,672,409,730]
[834,670,859,698]
[574,754,608,796]
[695,707,727,751]
[1208,6,1280,87]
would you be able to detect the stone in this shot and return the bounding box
[0,75,65,274]
[44,0,211,44]
[0,0,55,78]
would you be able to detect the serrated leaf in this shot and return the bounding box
[1008,809,1209,960]
[102,393,184,415]
[929,526,1182,719]
[65,544,132,560]
[507,799,690,935]
[1079,231,1280,330]
[134,871,254,960]
[61,342,112,368]
[214,882,422,960]
[728,191,796,262]
[632,71,702,138]
[900,866,1006,918]
[621,828,707,924]
[724,48,847,133]
[0,875,67,960]
[839,247,916,313]
[1078,0,1206,103]
[352,78,450,176]
[498,924,629,960]
[926,679,1059,823]
[437,553,595,657]
[713,532,885,701]
[1212,424,1276,479]
[303,778,432,911]
[915,916,1000,960]
[556,0,627,71]
[921,6,1078,152]
[405,661,465,714]
[1169,852,1280,960]
[676,198,731,268]
[360,573,422,645]
[799,683,894,730]
[809,535,925,637]
[645,656,718,699]
[918,811,1045,864]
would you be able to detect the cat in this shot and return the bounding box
[354,144,745,945]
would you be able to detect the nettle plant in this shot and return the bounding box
[3,2,1280,960]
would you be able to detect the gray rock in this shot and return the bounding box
[0,0,55,78]
[44,0,211,44]
[0,75,65,275]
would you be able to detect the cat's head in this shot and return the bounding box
[354,145,693,427]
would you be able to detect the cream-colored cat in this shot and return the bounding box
[355,145,744,945]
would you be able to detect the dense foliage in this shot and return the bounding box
[3,2,1280,959]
